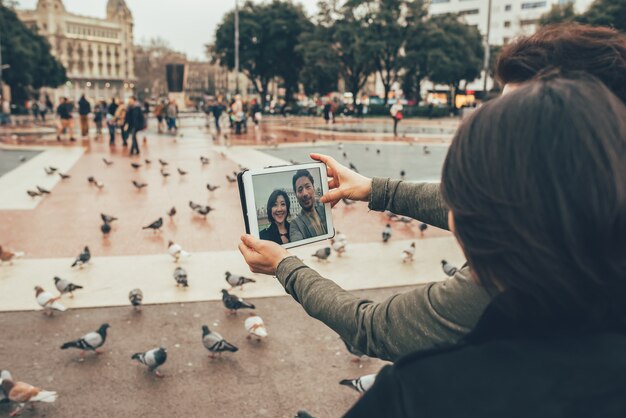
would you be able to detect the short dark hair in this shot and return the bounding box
[266,189,290,225]
[292,169,314,193]
[441,73,626,322]
[496,23,626,104]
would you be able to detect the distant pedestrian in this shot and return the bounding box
[212,100,224,132]
[166,99,178,132]
[0,96,10,125]
[56,97,75,141]
[251,99,262,129]
[38,97,48,122]
[154,100,165,133]
[115,101,127,146]
[31,100,40,123]
[107,98,119,145]
[78,94,91,138]
[93,101,106,138]
[124,96,146,156]
[390,102,403,137]
[323,102,332,124]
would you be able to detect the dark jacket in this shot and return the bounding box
[344,292,626,418]
[108,102,118,116]
[78,97,91,116]
[260,221,290,245]
[124,105,145,131]
[57,102,72,119]
[289,202,327,242]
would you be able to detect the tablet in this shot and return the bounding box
[238,162,334,249]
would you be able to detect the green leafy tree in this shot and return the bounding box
[580,0,626,32]
[401,20,435,103]
[298,25,339,96]
[213,0,311,105]
[0,4,66,103]
[539,2,577,26]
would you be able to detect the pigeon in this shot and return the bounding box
[173,267,189,287]
[44,167,55,175]
[131,162,142,169]
[336,231,348,244]
[226,174,237,183]
[0,246,25,264]
[54,276,83,297]
[100,213,118,224]
[102,158,113,166]
[0,370,12,403]
[441,259,458,277]
[132,180,147,189]
[342,197,356,205]
[71,246,91,268]
[400,170,406,180]
[58,172,70,180]
[402,242,416,263]
[189,201,201,211]
[200,156,210,165]
[349,162,358,172]
[19,155,26,162]
[36,186,50,194]
[60,323,110,358]
[144,159,151,165]
[331,238,346,256]
[312,247,331,261]
[376,149,381,155]
[158,159,168,166]
[202,325,238,358]
[423,145,431,155]
[168,241,190,262]
[160,169,170,178]
[382,224,392,243]
[34,286,66,315]
[167,206,176,217]
[131,347,167,377]
[101,222,111,235]
[129,288,143,310]
[221,289,255,314]
[142,218,163,232]
[342,151,348,159]
[339,373,377,394]
[206,183,220,192]
[0,377,58,417]
[189,201,213,217]
[394,216,412,224]
[225,271,256,290]
[244,314,267,341]
[419,222,428,237]
[49,166,58,172]
[295,411,315,418]
[26,190,41,198]
[177,168,187,176]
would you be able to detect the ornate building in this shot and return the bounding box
[18,0,136,101]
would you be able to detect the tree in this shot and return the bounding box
[298,25,339,96]
[580,0,626,32]
[423,14,484,107]
[401,20,435,103]
[134,38,186,99]
[539,2,577,26]
[0,4,66,103]
[213,1,311,105]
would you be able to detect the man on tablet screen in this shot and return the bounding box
[289,169,327,242]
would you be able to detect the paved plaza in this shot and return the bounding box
[0,115,464,417]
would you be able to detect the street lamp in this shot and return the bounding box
[483,0,493,93]
[234,0,240,95]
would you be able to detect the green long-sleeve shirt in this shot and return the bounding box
[275,178,493,362]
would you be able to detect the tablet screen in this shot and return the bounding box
[251,167,329,246]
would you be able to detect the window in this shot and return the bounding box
[431,0,450,3]
[459,8,479,16]
[505,4,512,11]
[521,1,547,9]
[520,18,539,26]
[504,21,511,28]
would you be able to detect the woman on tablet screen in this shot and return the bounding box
[260,189,291,245]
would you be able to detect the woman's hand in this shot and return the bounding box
[310,153,372,207]
[238,234,291,276]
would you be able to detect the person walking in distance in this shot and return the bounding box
[107,98,119,146]
[78,94,91,138]
[56,97,76,142]
[124,96,145,156]
[166,99,178,132]
[390,101,403,137]
[115,100,128,146]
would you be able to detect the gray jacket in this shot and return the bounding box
[289,201,328,242]
[276,177,493,362]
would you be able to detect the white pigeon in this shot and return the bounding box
[0,370,12,403]
[401,242,416,263]
[34,286,66,315]
[331,238,347,256]
[167,240,190,262]
[339,373,377,394]
[244,314,268,341]
[335,231,348,244]
[441,259,458,277]
[0,377,58,417]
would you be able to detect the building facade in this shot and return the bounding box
[18,0,136,102]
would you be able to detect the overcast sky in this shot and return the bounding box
[16,0,319,60]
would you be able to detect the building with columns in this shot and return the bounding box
[18,0,136,102]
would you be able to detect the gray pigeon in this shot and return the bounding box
[60,323,110,358]
[312,247,331,261]
[132,180,147,189]
[100,213,118,224]
[202,325,238,358]
[441,259,458,277]
[382,224,392,243]
[71,246,91,268]
[131,347,167,377]
[54,276,83,297]
[36,186,51,194]
[225,271,256,290]
[129,288,143,310]
[0,370,12,403]
[142,218,163,232]
[101,222,111,235]
[339,373,377,394]
[173,267,189,287]
[221,289,255,314]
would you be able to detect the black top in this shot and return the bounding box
[57,103,72,119]
[260,221,290,245]
[124,105,145,130]
[344,292,626,418]
[78,97,91,115]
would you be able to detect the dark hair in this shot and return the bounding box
[496,23,626,104]
[266,189,290,225]
[441,73,626,325]
[292,169,314,193]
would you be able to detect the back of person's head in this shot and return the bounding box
[496,23,626,104]
[441,72,626,326]
[292,169,314,192]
